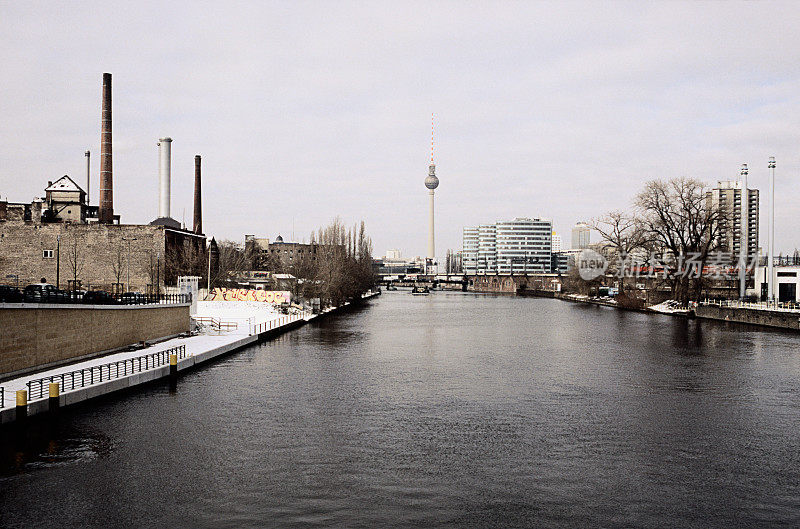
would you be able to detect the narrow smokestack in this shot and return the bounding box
[99,73,113,223]
[158,137,173,218]
[193,154,202,234]
[84,150,90,204]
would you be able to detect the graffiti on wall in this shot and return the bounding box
[208,288,291,303]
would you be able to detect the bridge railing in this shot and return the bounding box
[25,345,186,401]
[0,386,3,408]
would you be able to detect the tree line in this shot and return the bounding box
[211,218,375,307]
[589,177,735,305]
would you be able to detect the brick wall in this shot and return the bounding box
[0,304,190,379]
[0,222,205,292]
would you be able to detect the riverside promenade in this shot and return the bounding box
[0,291,380,424]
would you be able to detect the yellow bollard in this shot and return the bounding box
[15,389,27,421]
[48,383,60,413]
[169,354,178,384]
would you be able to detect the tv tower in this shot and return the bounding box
[425,114,440,274]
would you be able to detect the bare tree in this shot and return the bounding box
[209,240,254,288]
[291,218,375,307]
[64,232,86,290]
[167,240,207,286]
[592,211,646,301]
[635,177,728,304]
[109,245,125,292]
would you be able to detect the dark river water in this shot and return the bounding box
[2,292,800,528]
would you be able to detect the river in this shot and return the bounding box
[1,291,799,528]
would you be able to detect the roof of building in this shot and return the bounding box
[149,216,182,229]
[45,175,85,194]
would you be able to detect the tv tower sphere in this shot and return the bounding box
[425,164,439,189]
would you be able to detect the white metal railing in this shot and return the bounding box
[700,299,800,313]
[247,311,311,336]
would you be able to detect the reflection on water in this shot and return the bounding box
[0,418,114,477]
[1,292,800,528]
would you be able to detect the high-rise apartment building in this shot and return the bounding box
[571,222,591,249]
[462,218,552,274]
[708,180,759,259]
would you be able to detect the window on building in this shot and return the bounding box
[43,249,54,258]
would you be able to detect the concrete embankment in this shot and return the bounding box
[695,304,800,331]
[0,292,380,426]
[0,302,190,381]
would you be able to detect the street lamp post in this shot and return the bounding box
[768,156,776,302]
[739,163,748,300]
[56,235,61,289]
[122,237,137,292]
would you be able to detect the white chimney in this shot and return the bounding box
[84,150,90,204]
[158,137,172,218]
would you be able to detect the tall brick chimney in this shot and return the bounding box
[193,154,202,234]
[98,73,113,224]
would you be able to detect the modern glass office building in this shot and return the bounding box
[463,218,552,274]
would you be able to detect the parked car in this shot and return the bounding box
[65,289,87,302]
[82,290,117,305]
[120,292,146,305]
[24,283,67,303]
[0,285,23,303]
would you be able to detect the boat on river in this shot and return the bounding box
[411,285,430,295]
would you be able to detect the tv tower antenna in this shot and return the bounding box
[431,112,435,163]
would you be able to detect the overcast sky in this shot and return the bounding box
[2,1,799,258]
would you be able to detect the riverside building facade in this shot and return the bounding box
[463,218,553,275]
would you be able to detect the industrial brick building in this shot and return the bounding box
[0,72,208,293]
[0,200,206,292]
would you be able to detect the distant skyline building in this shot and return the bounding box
[463,217,552,274]
[385,248,402,260]
[552,232,562,253]
[571,222,591,249]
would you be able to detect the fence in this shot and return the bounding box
[2,290,191,306]
[25,345,186,401]
[700,299,800,313]
[0,386,3,408]
[249,312,310,335]
[193,317,239,331]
